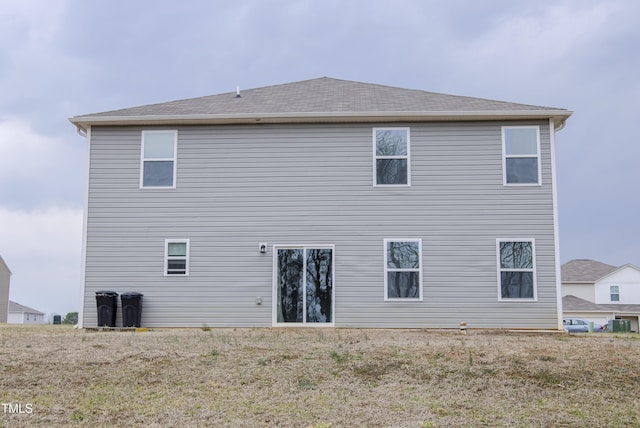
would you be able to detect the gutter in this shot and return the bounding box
[70,109,573,132]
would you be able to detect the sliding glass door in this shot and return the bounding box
[275,246,334,325]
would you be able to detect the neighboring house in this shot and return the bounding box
[0,255,10,323]
[69,77,572,329]
[561,259,617,302]
[562,259,640,332]
[8,301,45,324]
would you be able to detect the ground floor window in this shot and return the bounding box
[274,246,334,325]
[497,239,536,300]
[165,239,189,275]
[384,239,423,301]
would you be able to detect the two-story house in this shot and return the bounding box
[70,77,572,329]
[562,259,640,332]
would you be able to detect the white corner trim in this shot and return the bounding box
[78,126,91,328]
[549,119,564,330]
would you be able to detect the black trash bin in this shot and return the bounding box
[121,292,143,327]
[95,290,118,327]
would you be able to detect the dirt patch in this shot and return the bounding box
[0,325,639,427]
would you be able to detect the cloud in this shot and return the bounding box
[0,1,88,133]
[0,206,83,318]
[438,2,621,101]
[0,117,85,209]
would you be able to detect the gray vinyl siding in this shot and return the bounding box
[0,266,9,323]
[83,120,559,329]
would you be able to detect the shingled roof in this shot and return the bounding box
[70,77,572,130]
[563,295,640,314]
[561,259,618,282]
[562,295,611,312]
[9,300,44,315]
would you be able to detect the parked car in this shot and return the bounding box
[563,318,607,333]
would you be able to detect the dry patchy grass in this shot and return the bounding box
[1,325,639,427]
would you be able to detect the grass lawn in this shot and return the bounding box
[1,325,639,427]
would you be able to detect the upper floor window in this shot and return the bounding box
[497,239,536,300]
[502,126,540,185]
[165,239,189,275]
[610,285,620,302]
[374,128,410,186]
[384,239,422,300]
[141,130,177,188]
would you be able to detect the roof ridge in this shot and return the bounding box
[70,77,572,128]
[235,76,563,110]
[561,259,620,282]
[562,258,618,267]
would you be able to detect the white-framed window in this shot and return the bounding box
[610,285,620,302]
[497,239,536,301]
[374,128,410,186]
[502,126,541,185]
[141,130,177,188]
[384,239,422,300]
[165,239,190,276]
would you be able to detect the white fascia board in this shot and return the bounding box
[69,109,573,131]
[595,264,640,283]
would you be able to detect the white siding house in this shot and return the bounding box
[8,301,45,324]
[562,259,640,332]
[594,265,640,304]
[70,77,572,329]
[561,259,617,302]
[0,255,10,323]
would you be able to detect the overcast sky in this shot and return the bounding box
[1,0,638,319]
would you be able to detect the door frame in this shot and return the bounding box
[272,244,335,327]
